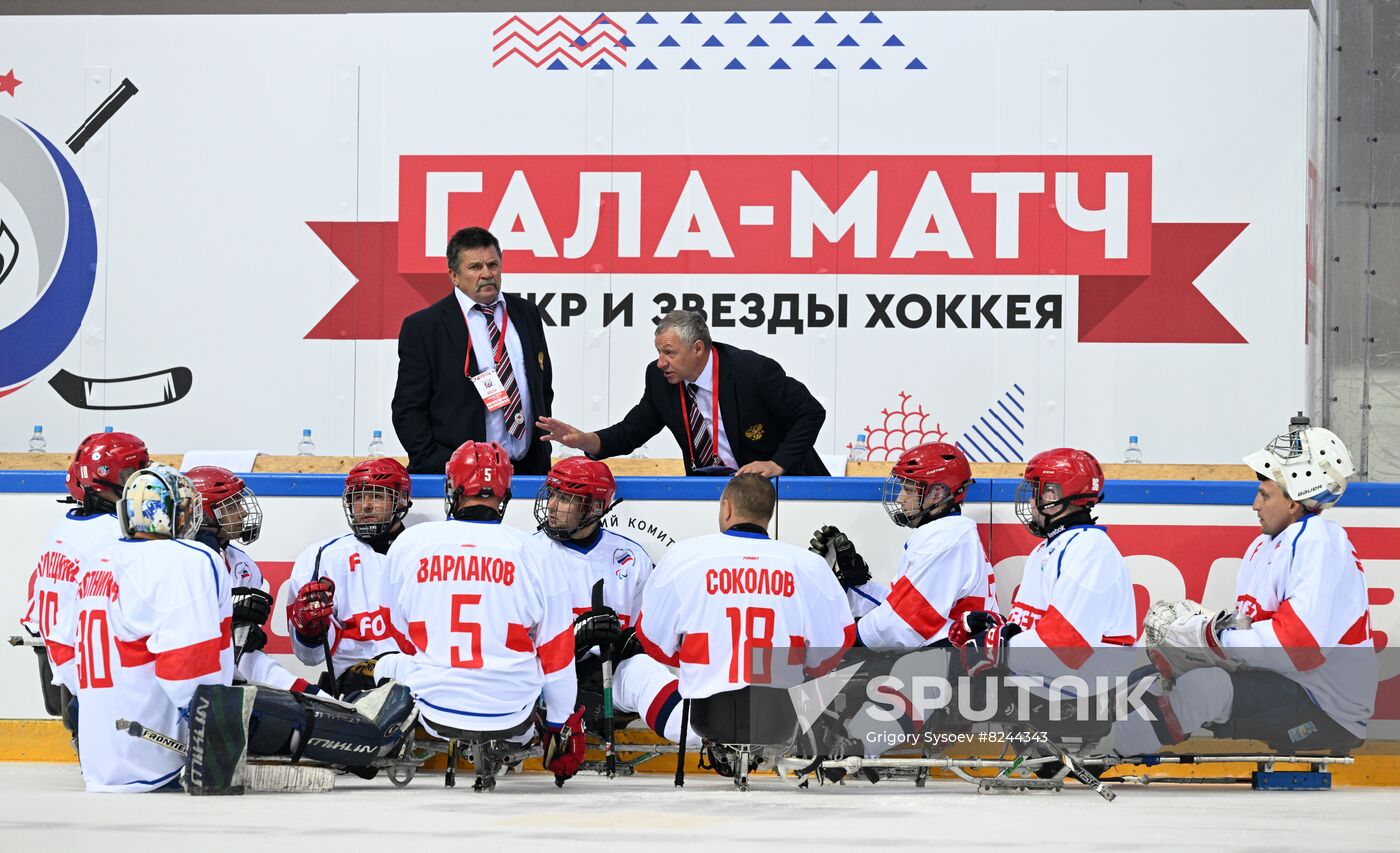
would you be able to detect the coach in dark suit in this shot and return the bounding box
[392,227,554,475]
[538,310,827,476]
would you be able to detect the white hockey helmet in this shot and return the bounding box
[118,464,204,539]
[1243,426,1355,510]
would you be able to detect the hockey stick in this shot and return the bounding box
[311,543,337,695]
[1038,735,1116,802]
[590,578,616,778]
[8,635,44,648]
[116,718,186,755]
[67,78,138,154]
[674,699,691,787]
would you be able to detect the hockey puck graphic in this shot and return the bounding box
[48,365,193,410]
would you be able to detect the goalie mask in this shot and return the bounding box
[343,458,412,539]
[444,441,513,518]
[534,457,620,541]
[186,465,263,545]
[118,465,203,540]
[880,442,973,528]
[1243,425,1354,510]
[1014,448,1105,538]
[65,431,150,513]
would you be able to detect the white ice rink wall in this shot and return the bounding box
[0,8,1320,465]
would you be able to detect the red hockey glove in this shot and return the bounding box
[289,578,335,640]
[949,610,1007,649]
[542,705,587,786]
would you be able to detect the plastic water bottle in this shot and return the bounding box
[848,432,869,462]
[28,425,46,453]
[103,425,114,433]
[297,428,315,456]
[1124,435,1143,464]
[367,430,385,457]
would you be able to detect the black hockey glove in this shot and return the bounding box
[337,652,394,696]
[232,587,273,628]
[960,622,1022,677]
[573,607,622,660]
[239,623,268,655]
[809,525,872,590]
[611,626,646,667]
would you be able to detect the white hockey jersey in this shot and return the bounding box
[219,543,304,692]
[1006,525,1137,677]
[283,533,415,677]
[851,513,998,648]
[51,537,233,792]
[1222,514,1376,736]
[530,528,652,627]
[21,510,122,691]
[636,529,856,699]
[376,519,576,731]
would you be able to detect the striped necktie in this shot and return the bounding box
[685,382,715,466]
[473,304,526,441]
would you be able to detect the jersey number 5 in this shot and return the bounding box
[725,606,775,685]
[450,593,484,669]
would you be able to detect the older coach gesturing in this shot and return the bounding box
[537,310,828,477]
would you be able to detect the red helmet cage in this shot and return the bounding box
[345,458,412,500]
[1021,448,1105,508]
[445,441,513,505]
[66,431,151,504]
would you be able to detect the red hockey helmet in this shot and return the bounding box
[66,431,150,511]
[186,465,263,545]
[1014,448,1105,536]
[881,442,974,527]
[444,441,513,516]
[534,457,619,541]
[343,458,412,539]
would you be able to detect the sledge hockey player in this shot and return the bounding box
[532,457,699,747]
[338,441,586,785]
[284,458,417,688]
[22,431,149,738]
[1116,424,1376,755]
[185,466,312,693]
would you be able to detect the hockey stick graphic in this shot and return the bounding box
[68,78,139,154]
[48,365,192,410]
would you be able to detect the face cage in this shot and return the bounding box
[211,489,264,544]
[1013,478,1040,532]
[534,485,605,541]
[343,484,408,539]
[1264,430,1306,461]
[882,474,948,528]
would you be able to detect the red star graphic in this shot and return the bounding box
[0,69,20,97]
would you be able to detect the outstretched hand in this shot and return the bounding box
[535,417,601,455]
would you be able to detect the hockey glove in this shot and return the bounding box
[239,623,268,655]
[542,705,588,786]
[948,610,1006,649]
[611,626,646,667]
[961,622,1022,676]
[336,652,394,696]
[1142,599,1239,684]
[289,578,336,641]
[809,525,872,590]
[232,587,273,629]
[573,606,622,660]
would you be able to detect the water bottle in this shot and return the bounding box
[28,425,46,453]
[367,429,385,457]
[103,425,114,433]
[848,432,869,463]
[297,428,315,456]
[1124,435,1143,464]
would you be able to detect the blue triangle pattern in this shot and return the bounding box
[659,35,679,47]
[793,35,813,47]
[636,13,657,24]
[906,57,927,70]
[547,58,568,70]
[620,35,635,47]
[726,13,746,24]
[815,12,837,24]
[748,35,768,47]
[574,35,588,47]
[771,12,791,24]
[861,12,882,24]
[838,35,859,47]
[815,57,836,69]
[860,58,880,69]
[703,35,723,47]
[681,58,701,69]
[637,57,658,69]
[681,13,701,24]
[883,34,904,47]
[725,58,745,70]
[770,57,790,69]
[592,59,613,70]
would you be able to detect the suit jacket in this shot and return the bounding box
[594,341,828,476]
[391,292,554,475]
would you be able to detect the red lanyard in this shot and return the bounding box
[460,300,510,378]
[678,348,721,466]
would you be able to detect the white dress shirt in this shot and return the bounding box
[687,349,737,469]
[453,288,533,461]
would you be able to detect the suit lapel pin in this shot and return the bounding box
[745,423,764,441]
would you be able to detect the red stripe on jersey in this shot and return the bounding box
[537,627,574,675]
[48,641,76,667]
[1101,634,1136,646]
[408,621,429,652]
[679,632,710,665]
[116,636,156,667]
[154,617,231,681]
[1034,606,1092,669]
[1273,600,1326,671]
[1339,612,1372,646]
[806,623,857,679]
[505,622,534,654]
[886,577,948,641]
[644,680,680,733]
[290,678,310,693]
[787,635,806,666]
[1236,594,1275,622]
[948,595,987,626]
[635,618,681,667]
